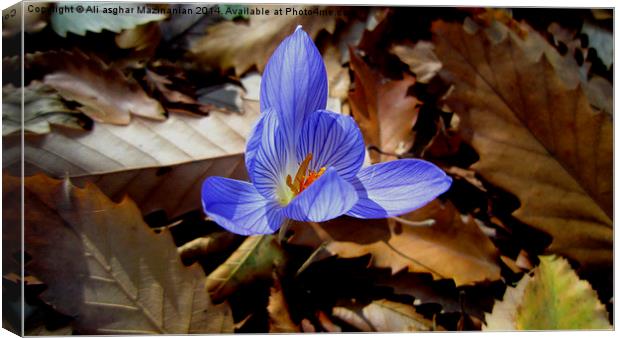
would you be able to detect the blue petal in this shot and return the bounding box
[296,110,365,181]
[283,167,358,222]
[260,26,328,151]
[244,112,265,183]
[346,159,452,218]
[202,177,285,235]
[250,108,291,201]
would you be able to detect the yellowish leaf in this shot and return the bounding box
[485,255,611,330]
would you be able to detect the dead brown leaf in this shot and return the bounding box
[433,20,612,269]
[34,50,165,124]
[3,100,260,219]
[289,200,501,286]
[267,274,300,333]
[3,82,90,135]
[177,232,239,264]
[116,22,162,52]
[144,68,215,115]
[316,310,342,332]
[391,41,442,83]
[8,174,233,334]
[349,48,420,163]
[378,263,501,321]
[333,299,441,332]
[190,5,337,76]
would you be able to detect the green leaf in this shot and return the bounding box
[51,2,166,37]
[484,255,611,330]
[206,235,285,303]
[3,82,88,135]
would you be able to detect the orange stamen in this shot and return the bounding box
[285,153,326,195]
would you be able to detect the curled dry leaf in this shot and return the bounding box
[349,48,420,163]
[334,300,441,332]
[7,174,233,334]
[484,255,611,330]
[391,41,442,83]
[332,305,373,332]
[289,200,501,286]
[433,20,612,269]
[300,319,316,332]
[3,100,260,219]
[362,300,439,331]
[177,231,239,264]
[34,50,165,124]
[206,235,285,303]
[116,22,162,52]
[3,82,90,135]
[144,68,214,116]
[145,69,197,105]
[2,2,47,37]
[316,310,342,332]
[267,273,300,333]
[190,5,337,76]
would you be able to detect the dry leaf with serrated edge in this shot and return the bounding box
[145,69,197,105]
[190,5,336,76]
[433,20,612,269]
[37,50,165,125]
[206,235,285,303]
[484,256,611,330]
[3,100,260,219]
[349,48,420,163]
[377,271,494,320]
[50,2,166,37]
[289,200,500,286]
[8,174,233,334]
[268,274,299,333]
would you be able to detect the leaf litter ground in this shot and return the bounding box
[3,5,612,334]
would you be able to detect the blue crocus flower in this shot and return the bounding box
[201,26,452,236]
